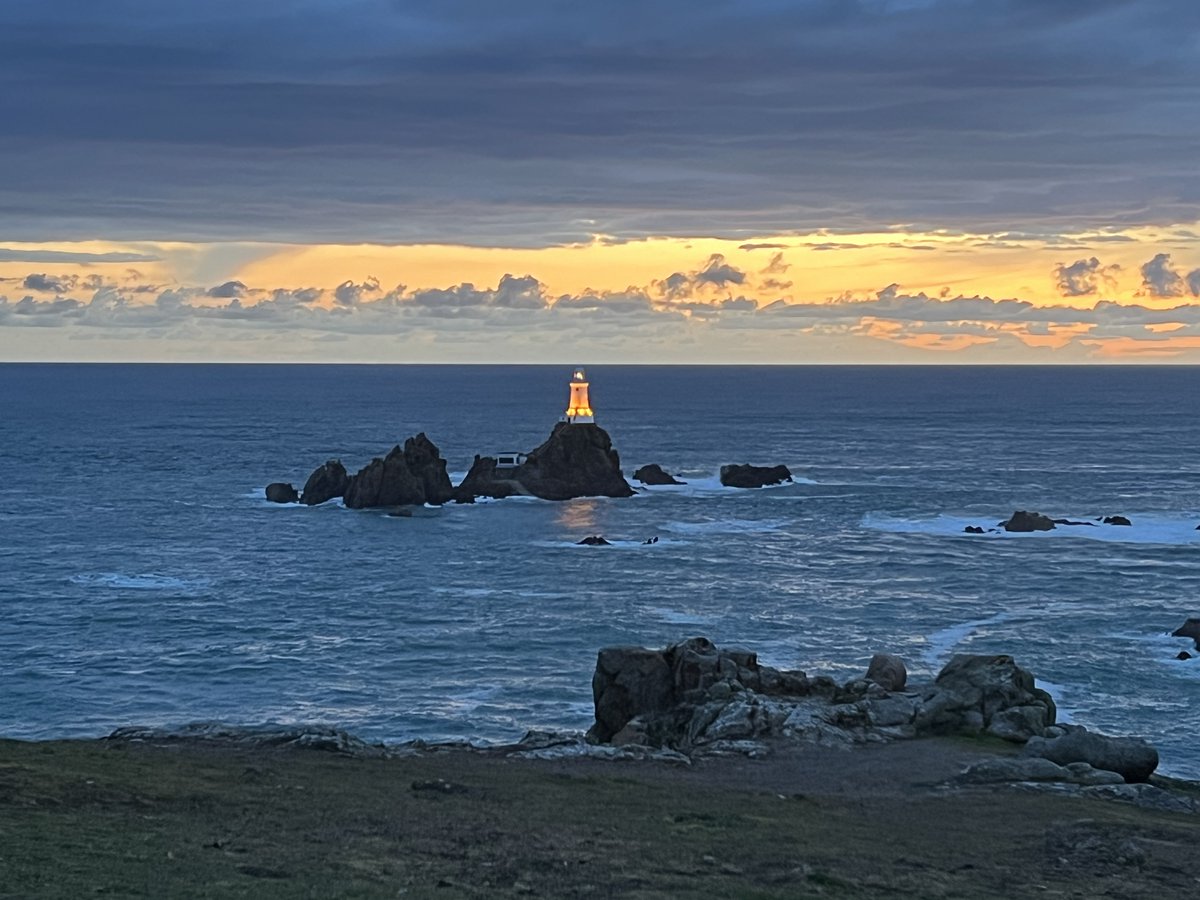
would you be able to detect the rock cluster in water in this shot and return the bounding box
[962,510,1139,534]
[632,464,685,485]
[719,463,793,488]
[269,422,635,508]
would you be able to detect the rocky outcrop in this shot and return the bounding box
[916,654,1056,742]
[301,460,349,506]
[964,526,985,534]
[577,535,611,546]
[587,639,1056,753]
[719,464,793,489]
[1171,617,1200,650]
[343,434,453,509]
[455,423,634,502]
[1023,730,1159,783]
[1103,515,1132,526]
[1000,510,1056,532]
[265,482,299,503]
[632,464,685,485]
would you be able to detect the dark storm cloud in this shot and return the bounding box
[1139,253,1200,298]
[2,0,1198,244]
[23,273,75,293]
[0,248,160,263]
[1053,257,1120,297]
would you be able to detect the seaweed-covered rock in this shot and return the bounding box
[719,464,793,488]
[343,434,453,509]
[301,460,349,506]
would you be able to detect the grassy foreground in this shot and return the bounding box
[2,737,1199,898]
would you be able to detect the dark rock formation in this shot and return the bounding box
[632,463,685,485]
[915,654,1056,742]
[1000,510,1056,532]
[301,460,349,506]
[455,423,634,502]
[1023,730,1159,783]
[265,482,299,504]
[577,535,611,546]
[1053,518,1096,527]
[1171,617,1200,650]
[865,653,907,692]
[1176,651,1192,661]
[343,434,453,509]
[587,640,1055,753]
[719,463,793,489]
[964,525,985,534]
[1103,515,1132,526]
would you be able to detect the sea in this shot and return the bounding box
[2,364,1198,777]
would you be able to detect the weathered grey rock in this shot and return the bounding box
[719,463,793,489]
[265,482,299,503]
[863,695,920,728]
[106,723,385,757]
[300,459,349,506]
[1080,782,1199,813]
[865,653,907,691]
[632,464,685,485]
[958,757,1073,784]
[916,654,1055,741]
[1000,510,1056,532]
[1023,730,1159,783]
[344,433,453,509]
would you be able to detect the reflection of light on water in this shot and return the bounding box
[556,498,598,531]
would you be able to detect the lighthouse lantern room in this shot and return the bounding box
[563,367,595,423]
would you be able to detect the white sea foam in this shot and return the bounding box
[662,517,790,535]
[863,512,1200,545]
[632,469,817,496]
[921,611,1013,669]
[69,572,210,592]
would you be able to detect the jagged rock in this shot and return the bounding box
[632,464,685,485]
[964,525,985,534]
[343,434,453,509]
[865,653,907,692]
[589,647,675,743]
[1171,617,1200,650]
[1000,510,1056,532]
[719,463,793,489]
[301,459,349,506]
[916,654,1056,741]
[1023,730,1159,783]
[265,482,299,503]
[1177,651,1193,661]
[1103,515,1132,526]
[577,535,611,546]
[456,423,634,502]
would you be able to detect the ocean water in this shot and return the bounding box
[2,364,1199,777]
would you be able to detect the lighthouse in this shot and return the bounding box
[563,367,595,423]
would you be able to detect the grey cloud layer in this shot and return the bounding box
[2,1,1198,244]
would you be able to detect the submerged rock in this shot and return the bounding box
[344,433,453,509]
[719,463,793,489]
[455,422,634,502]
[577,535,611,546]
[1103,515,1132,526]
[632,463,685,485]
[301,459,349,506]
[1000,510,1056,532]
[1171,617,1200,650]
[964,525,985,534]
[1053,518,1096,527]
[265,482,299,503]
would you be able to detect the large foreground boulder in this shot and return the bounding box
[632,464,685,486]
[915,654,1056,741]
[1023,730,1159,783]
[301,460,349,506]
[719,464,793,488]
[456,423,634,502]
[343,433,453,509]
[1000,510,1056,532]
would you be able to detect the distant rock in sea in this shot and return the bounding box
[1000,510,1056,532]
[719,463,792,489]
[1053,518,1096,527]
[301,460,349,506]
[576,535,611,546]
[343,433,453,509]
[1103,515,1132,526]
[1171,617,1200,650]
[455,422,634,502]
[265,482,299,504]
[632,463,685,485]
[964,525,985,534]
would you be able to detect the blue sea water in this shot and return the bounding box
[1,364,1198,777]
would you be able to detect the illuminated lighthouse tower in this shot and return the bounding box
[563,367,595,423]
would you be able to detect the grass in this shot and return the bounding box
[2,738,1199,898]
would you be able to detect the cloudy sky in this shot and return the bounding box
[2,0,1199,362]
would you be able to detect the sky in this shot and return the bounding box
[2,0,1199,363]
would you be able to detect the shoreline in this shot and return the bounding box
[3,730,1199,897]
